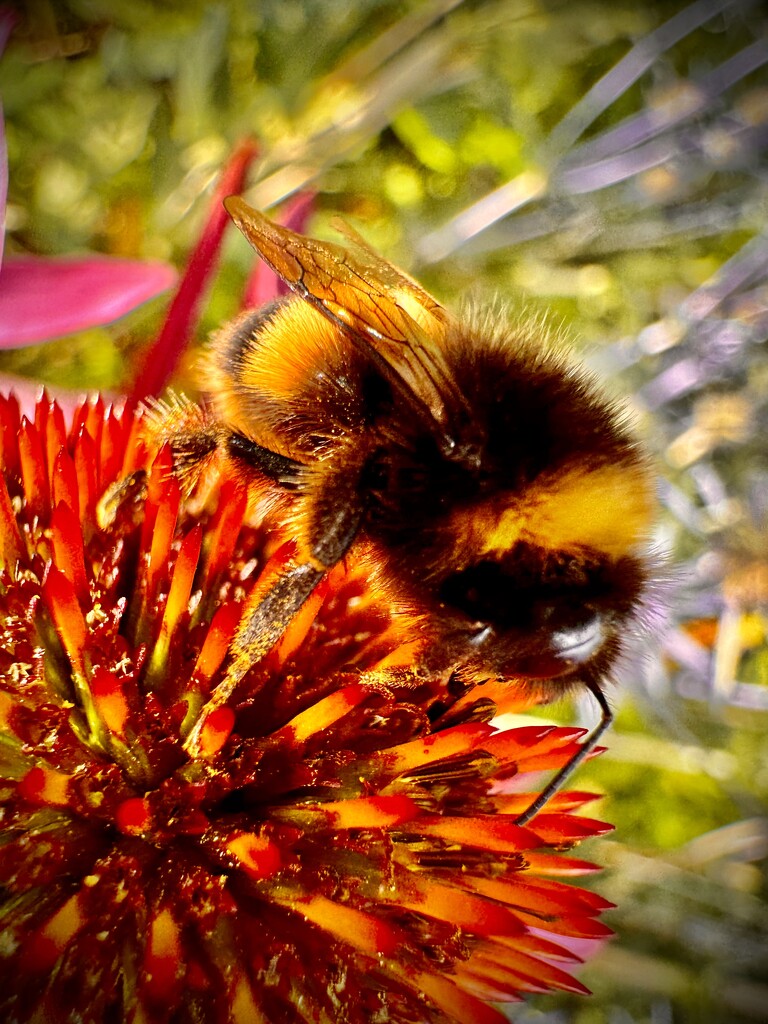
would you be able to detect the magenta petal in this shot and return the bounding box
[0,256,178,347]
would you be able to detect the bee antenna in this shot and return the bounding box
[514,680,613,826]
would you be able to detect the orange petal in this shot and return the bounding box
[120,406,148,478]
[0,393,21,478]
[100,405,127,487]
[289,894,402,957]
[23,893,85,973]
[416,971,510,1024]
[527,812,614,844]
[142,907,183,1004]
[452,677,542,717]
[73,426,98,519]
[166,524,202,631]
[198,706,235,760]
[500,930,586,963]
[231,974,269,1024]
[456,961,545,1000]
[148,524,202,683]
[91,668,130,738]
[523,852,602,877]
[83,396,105,455]
[369,636,424,671]
[466,873,613,918]
[388,875,527,938]
[139,444,174,553]
[51,448,80,520]
[512,906,613,939]
[19,416,50,520]
[18,765,71,807]
[0,472,26,570]
[483,725,584,771]
[42,564,87,675]
[0,690,16,733]
[202,478,248,591]
[270,574,329,667]
[227,832,282,879]
[229,537,294,629]
[145,476,180,603]
[460,945,591,996]
[372,722,494,778]
[50,501,88,604]
[190,601,243,692]
[406,813,538,854]
[490,790,598,815]
[287,794,421,830]
[276,682,370,746]
[43,400,67,489]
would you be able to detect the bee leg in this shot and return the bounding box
[233,462,367,663]
[302,450,368,568]
[96,469,148,529]
[141,393,222,491]
[514,681,613,825]
[183,561,325,756]
[184,456,366,757]
[231,561,325,667]
[228,459,365,667]
[183,511,360,758]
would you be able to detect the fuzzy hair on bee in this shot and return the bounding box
[144,197,656,820]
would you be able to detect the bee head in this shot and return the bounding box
[372,432,654,683]
[435,538,650,681]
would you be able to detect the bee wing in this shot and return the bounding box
[224,196,466,448]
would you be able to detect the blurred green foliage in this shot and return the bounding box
[2,0,767,1021]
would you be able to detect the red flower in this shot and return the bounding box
[0,393,612,1023]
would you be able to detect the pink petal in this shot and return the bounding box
[529,927,611,965]
[128,138,259,400]
[0,256,178,347]
[0,105,6,271]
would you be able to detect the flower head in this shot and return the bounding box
[0,393,612,1023]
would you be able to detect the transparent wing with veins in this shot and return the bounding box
[224,196,468,449]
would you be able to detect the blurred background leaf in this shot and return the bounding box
[1,0,767,1021]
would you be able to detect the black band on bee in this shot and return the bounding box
[226,431,303,489]
[438,544,647,628]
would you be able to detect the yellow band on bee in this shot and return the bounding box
[479,463,654,560]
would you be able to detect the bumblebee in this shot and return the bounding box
[153,197,655,821]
